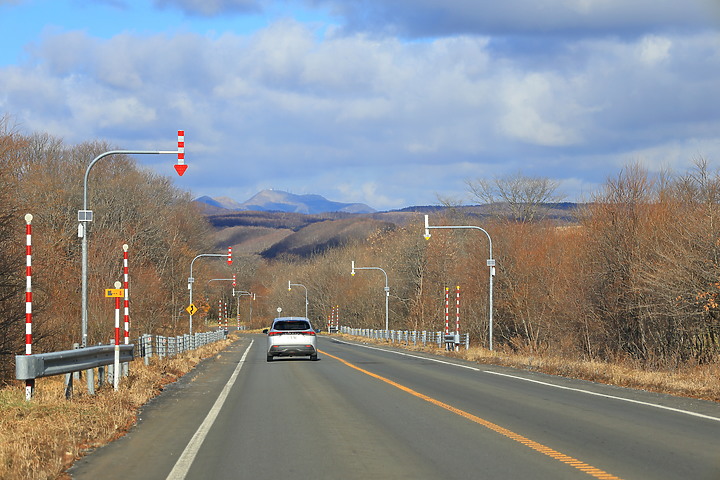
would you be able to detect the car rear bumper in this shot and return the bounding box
[268,344,317,357]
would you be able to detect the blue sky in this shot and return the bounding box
[1,0,720,210]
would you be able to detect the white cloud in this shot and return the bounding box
[637,35,672,65]
[1,10,720,208]
[499,73,579,147]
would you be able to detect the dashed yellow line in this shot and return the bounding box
[320,349,623,480]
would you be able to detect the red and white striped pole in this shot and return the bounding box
[456,285,461,352]
[227,246,232,265]
[218,299,222,327]
[113,280,121,390]
[122,244,129,345]
[24,214,34,400]
[174,130,187,176]
[224,302,228,330]
[444,287,450,336]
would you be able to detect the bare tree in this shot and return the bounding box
[465,171,564,222]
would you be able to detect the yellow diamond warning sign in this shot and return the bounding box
[186,303,198,315]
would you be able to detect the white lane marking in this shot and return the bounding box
[166,339,254,480]
[333,338,482,371]
[483,370,720,423]
[331,338,720,423]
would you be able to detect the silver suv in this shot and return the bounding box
[264,317,318,362]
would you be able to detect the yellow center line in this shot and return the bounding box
[320,349,623,480]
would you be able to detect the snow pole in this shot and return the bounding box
[24,214,34,400]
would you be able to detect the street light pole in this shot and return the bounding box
[288,281,309,318]
[79,147,181,349]
[188,250,232,334]
[351,261,390,332]
[424,214,495,350]
[235,290,254,328]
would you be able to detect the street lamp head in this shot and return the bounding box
[351,260,355,276]
[424,214,431,240]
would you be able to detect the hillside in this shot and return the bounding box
[202,203,581,260]
[261,217,396,259]
[204,209,397,259]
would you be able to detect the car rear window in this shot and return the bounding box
[273,320,311,331]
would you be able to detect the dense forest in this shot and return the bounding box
[2,118,720,382]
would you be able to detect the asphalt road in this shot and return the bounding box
[69,334,720,480]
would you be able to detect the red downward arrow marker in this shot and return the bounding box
[174,164,188,176]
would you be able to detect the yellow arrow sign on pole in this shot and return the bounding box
[186,303,198,315]
[105,288,125,298]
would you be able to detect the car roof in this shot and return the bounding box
[272,316,310,322]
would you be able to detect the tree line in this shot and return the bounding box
[1,118,719,382]
[253,163,720,370]
[0,117,222,381]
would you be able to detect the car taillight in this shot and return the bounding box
[268,331,282,336]
[303,330,316,336]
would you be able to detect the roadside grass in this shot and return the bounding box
[0,336,234,480]
[338,333,720,403]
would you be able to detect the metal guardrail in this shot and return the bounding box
[136,330,227,363]
[339,326,470,350]
[15,344,134,380]
[16,329,229,399]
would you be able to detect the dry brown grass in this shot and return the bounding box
[0,336,234,480]
[339,334,720,403]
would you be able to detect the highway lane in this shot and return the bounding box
[70,334,720,479]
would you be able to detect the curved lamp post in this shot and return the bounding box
[351,261,390,332]
[424,214,495,350]
[288,281,309,318]
[79,146,181,348]
[188,250,231,334]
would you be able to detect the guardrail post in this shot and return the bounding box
[143,334,151,365]
[64,372,73,399]
[107,354,114,387]
[98,363,105,388]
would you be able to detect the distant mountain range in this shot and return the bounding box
[195,189,376,214]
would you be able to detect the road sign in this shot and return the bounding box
[105,288,124,298]
[186,303,198,315]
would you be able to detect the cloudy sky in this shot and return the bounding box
[1,0,719,210]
